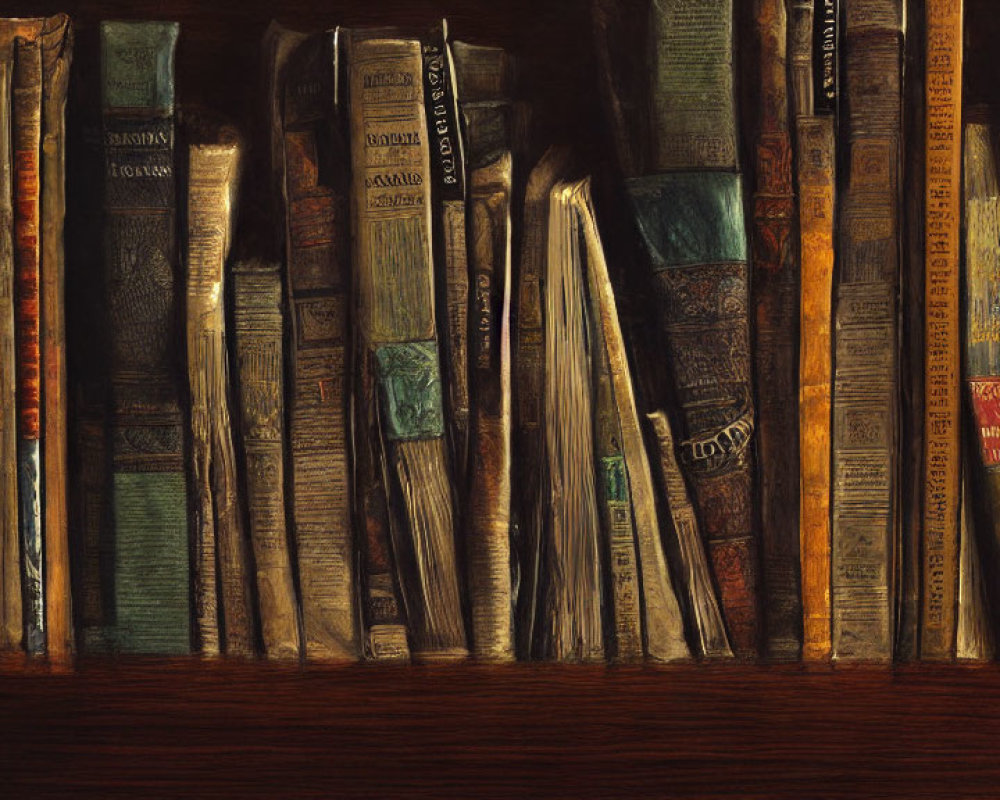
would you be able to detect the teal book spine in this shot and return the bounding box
[100,21,190,654]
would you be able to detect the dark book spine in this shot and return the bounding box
[13,36,44,655]
[751,0,802,661]
[101,21,190,654]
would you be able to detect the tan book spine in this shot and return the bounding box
[790,0,835,662]
[187,138,253,656]
[349,34,466,660]
[574,180,689,663]
[465,152,513,661]
[957,454,994,661]
[920,0,963,661]
[0,52,19,651]
[40,14,72,662]
[648,409,732,659]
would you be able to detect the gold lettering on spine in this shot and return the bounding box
[920,0,962,660]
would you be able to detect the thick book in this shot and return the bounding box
[280,31,359,660]
[347,31,467,661]
[232,255,301,660]
[101,21,190,654]
[751,0,801,661]
[790,0,836,661]
[830,0,903,662]
[919,0,963,661]
[185,126,254,656]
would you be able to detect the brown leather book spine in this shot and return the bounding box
[282,32,359,660]
[39,14,72,662]
[752,0,801,661]
[919,0,963,662]
[831,0,903,661]
[13,35,44,654]
[465,152,513,661]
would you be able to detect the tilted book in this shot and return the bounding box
[101,21,190,654]
[347,31,467,660]
[830,0,903,661]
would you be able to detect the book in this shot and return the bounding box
[751,0,801,662]
[830,0,903,662]
[13,34,44,656]
[101,21,189,654]
[232,254,301,661]
[790,0,836,661]
[281,30,359,660]
[347,30,467,661]
[39,14,72,662]
[185,126,253,656]
[956,449,994,661]
[919,0,963,661]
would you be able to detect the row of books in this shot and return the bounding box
[0,0,994,665]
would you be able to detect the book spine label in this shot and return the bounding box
[233,263,301,660]
[101,21,189,654]
[349,35,466,659]
[627,171,760,658]
[40,16,72,661]
[0,55,20,650]
[920,0,962,661]
[187,142,253,656]
[282,33,359,660]
[648,409,732,659]
[465,153,513,661]
[575,180,689,663]
[752,0,802,661]
[13,37,44,654]
[813,0,839,112]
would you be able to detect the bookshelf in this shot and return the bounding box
[1,0,999,795]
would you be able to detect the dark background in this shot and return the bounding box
[2,0,1000,796]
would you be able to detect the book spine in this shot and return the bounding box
[0,54,20,650]
[830,1,903,661]
[349,35,467,660]
[422,30,469,482]
[640,0,761,658]
[465,152,514,661]
[648,410,732,658]
[538,183,604,662]
[40,15,72,661]
[956,450,995,661]
[282,33,359,660]
[752,0,802,662]
[919,0,963,661]
[187,141,253,656]
[13,36,44,655]
[790,0,836,661]
[101,21,190,654]
[233,260,301,660]
[575,181,689,663]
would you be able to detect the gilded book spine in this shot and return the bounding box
[187,139,253,656]
[282,33,359,660]
[233,259,301,660]
[648,410,732,659]
[752,0,801,661]
[466,153,513,660]
[0,54,19,650]
[574,181,688,663]
[348,34,466,660]
[13,36,44,655]
[919,0,962,661]
[513,146,571,658]
[40,15,72,661]
[791,0,836,661]
[102,21,190,654]
[830,1,902,661]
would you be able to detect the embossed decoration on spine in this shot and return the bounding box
[281,31,359,660]
[919,0,963,661]
[830,0,902,661]
[752,0,802,661]
[101,21,190,654]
